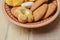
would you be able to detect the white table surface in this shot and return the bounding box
[0,0,60,40]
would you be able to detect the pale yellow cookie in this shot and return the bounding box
[33,4,48,21]
[17,10,28,23]
[25,9,33,22]
[11,7,33,23]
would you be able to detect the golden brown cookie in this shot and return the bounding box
[31,0,48,11]
[25,0,28,2]
[5,0,24,6]
[43,0,57,19]
[33,4,48,21]
[29,0,36,2]
[11,7,18,17]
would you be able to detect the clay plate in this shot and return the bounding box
[2,0,60,28]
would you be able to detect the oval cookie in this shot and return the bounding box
[31,0,48,11]
[33,4,48,21]
[43,1,57,19]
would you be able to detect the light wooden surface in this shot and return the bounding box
[0,0,60,40]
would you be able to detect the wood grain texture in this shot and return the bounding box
[0,0,60,40]
[0,11,9,40]
[0,1,9,40]
[30,10,60,40]
[6,22,29,40]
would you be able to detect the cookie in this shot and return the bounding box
[29,0,36,2]
[11,7,19,18]
[33,4,48,21]
[43,0,57,19]
[26,10,33,22]
[11,7,33,23]
[25,0,28,2]
[6,0,24,6]
[18,11,28,23]
[31,0,48,11]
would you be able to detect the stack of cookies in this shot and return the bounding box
[5,0,57,23]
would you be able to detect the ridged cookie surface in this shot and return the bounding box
[43,1,57,19]
[31,0,48,11]
[33,4,48,21]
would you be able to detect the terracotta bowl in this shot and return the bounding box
[2,0,60,28]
